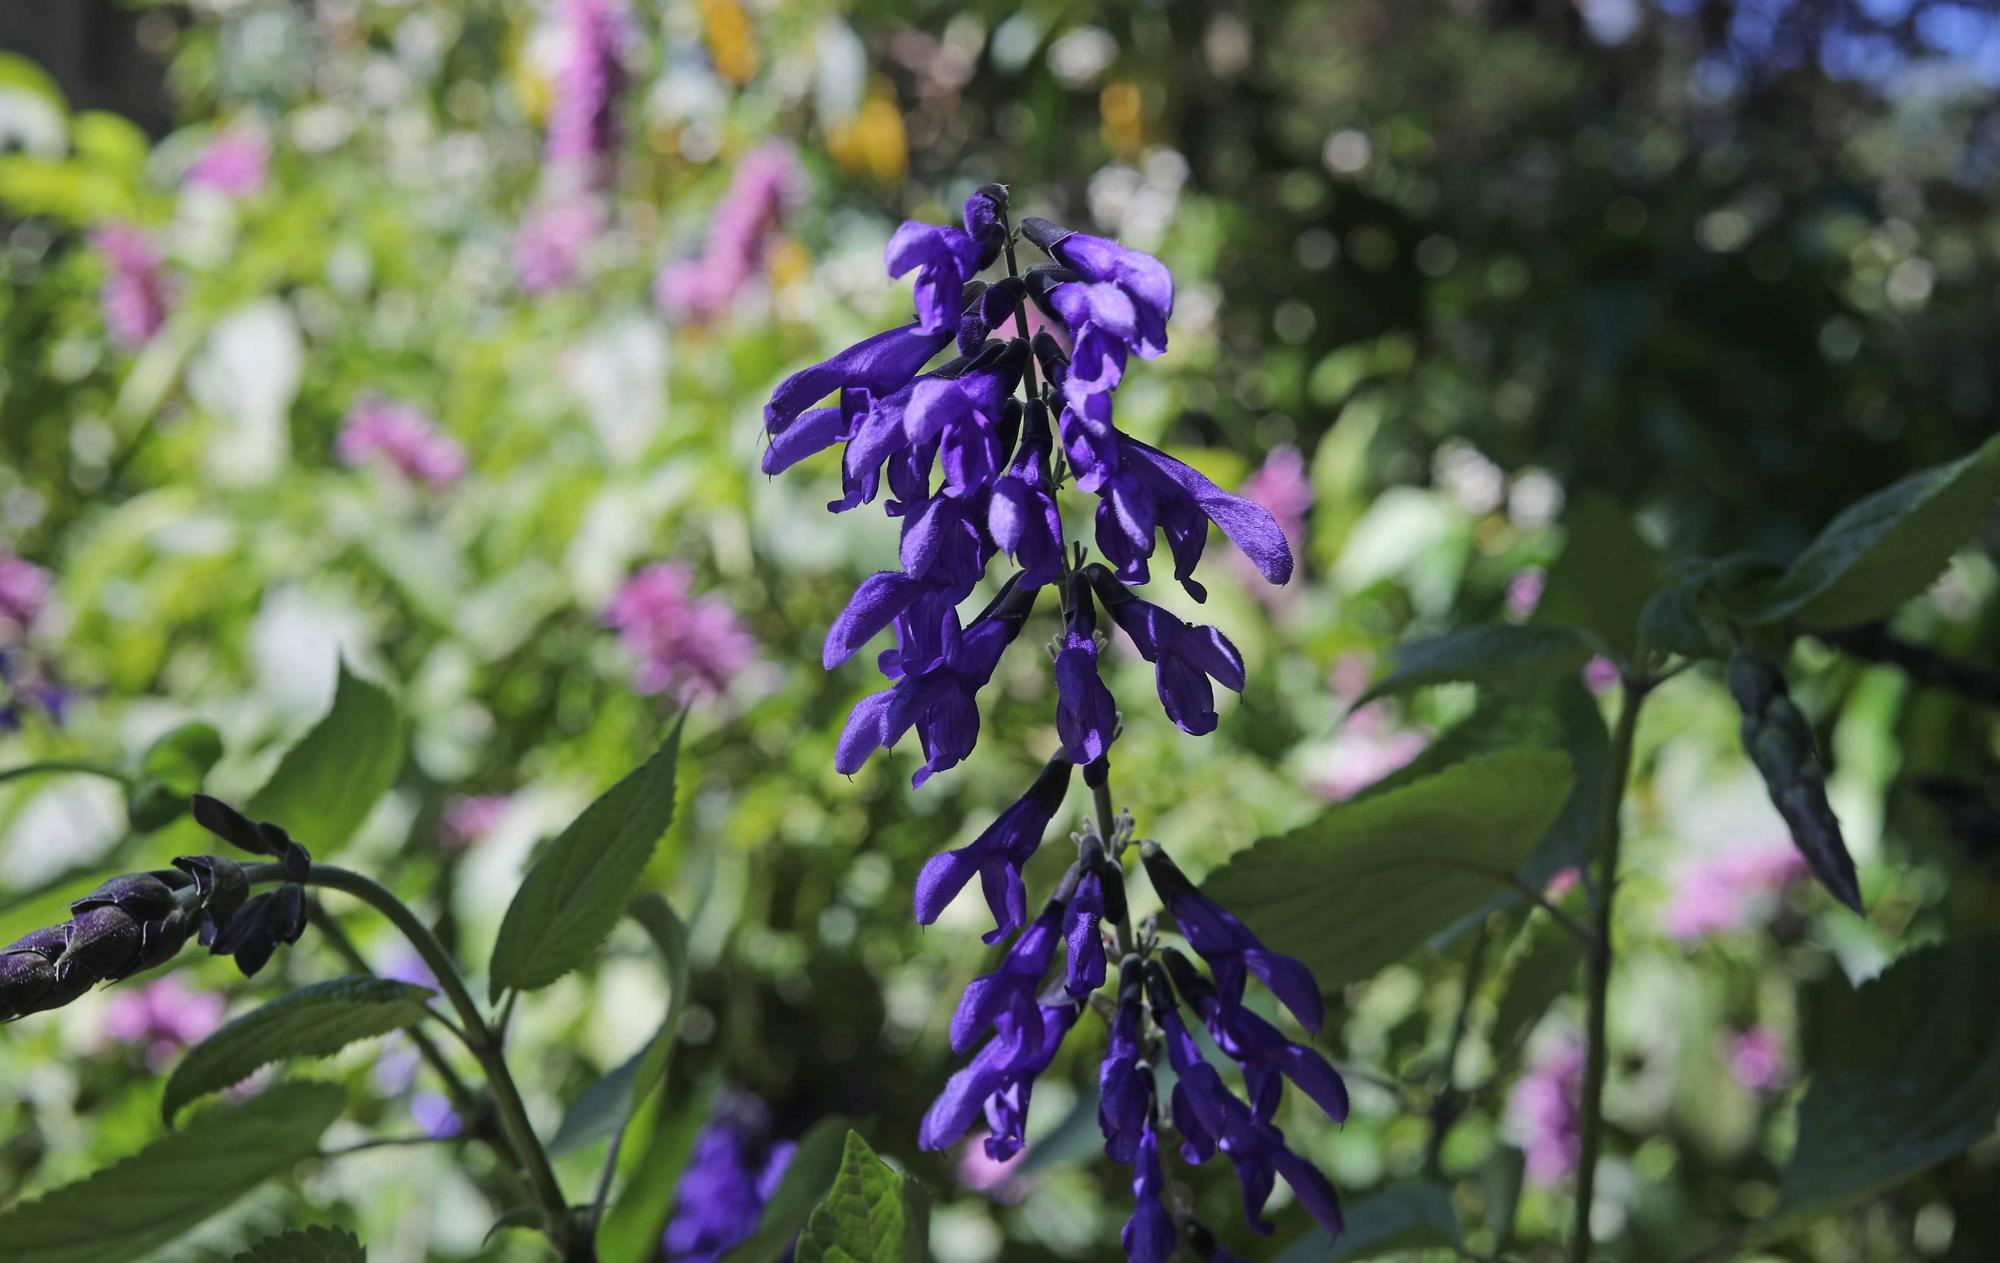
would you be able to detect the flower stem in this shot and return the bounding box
[0,758,132,788]
[1424,918,1490,1179]
[1568,675,1649,1263]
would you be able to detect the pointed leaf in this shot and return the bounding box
[594,1078,719,1263]
[1356,625,1594,707]
[164,978,433,1123]
[489,724,683,1000]
[1742,435,2000,629]
[1278,1181,1459,1262]
[1489,913,1584,1057]
[230,1226,365,1262]
[1534,492,1662,661]
[796,1132,928,1263]
[1203,752,1574,991]
[247,663,405,851]
[0,1081,345,1263]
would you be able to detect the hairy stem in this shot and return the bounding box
[1569,676,1649,1263]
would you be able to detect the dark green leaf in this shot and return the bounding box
[127,722,226,832]
[1276,1181,1459,1262]
[481,1206,543,1247]
[229,1226,365,1262]
[795,1131,927,1263]
[489,723,683,1000]
[718,1116,857,1263]
[595,1078,719,1263]
[247,663,404,851]
[1534,492,1662,661]
[1757,936,2000,1243]
[1742,435,2000,629]
[0,1081,344,1263]
[1356,624,1594,707]
[1638,555,1777,661]
[1488,913,1584,1057]
[164,978,432,1123]
[1203,751,1575,991]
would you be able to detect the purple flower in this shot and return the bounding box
[411,1092,463,1140]
[1062,863,1108,998]
[887,187,1007,334]
[1053,588,1118,767]
[949,901,1063,1054]
[919,999,1084,1161]
[1097,962,1149,1163]
[604,562,760,705]
[1095,438,1295,600]
[184,127,269,197]
[1507,1031,1585,1188]
[101,975,226,1071]
[1089,566,1245,737]
[1164,949,1348,1127]
[1021,216,1173,360]
[655,143,804,324]
[544,0,631,193]
[513,197,605,294]
[914,755,1073,941]
[336,398,467,489]
[763,321,955,438]
[988,402,1066,589]
[662,1090,796,1262]
[0,553,51,645]
[91,224,172,347]
[1125,1124,1178,1263]
[1234,446,1312,601]
[1140,844,1323,1033]
[442,794,509,850]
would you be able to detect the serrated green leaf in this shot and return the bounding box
[489,723,682,1000]
[1743,435,2000,629]
[595,1078,719,1263]
[1356,624,1594,707]
[1203,752,1575,991]
[554,896,693,1159]
[1488,913,1584,1057]
[796,1132,926,1263]
[164,978,432,1123]
[247,663,404,853]
[1756,936,2000,1244]
[229,1226,365,1262]
[718,1116,858,1263]
[1277,1181,1459,1262]
[0,1081,345,1263]
[1534,492,1662,661]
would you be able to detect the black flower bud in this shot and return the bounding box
[1728,650,1863,914]
[1018,216,1074,255]
[210,885,308,977]
[173,854,250,943]
[0,927,83,1021]
[56,905,145,983]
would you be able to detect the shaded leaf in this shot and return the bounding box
[1356,624,1593,707]
[481,1206,543,1247]
[718,1116,858,1263]
[795,1131,928,1263]
[128,722,226,832]
[1534,492,1662,661]
[1204,752,1575,991]
[595,1078,719,1263]
[0,1081,345,1263]
[489,723,683,1000]
[1488,913,1584,1057]
[247,663,404,852]
[1638,555,1776,661]
[1277,1181,1459,1262]
[1742,435,2000,629]
[229,1226,365,1262]
[164,978,432,1123]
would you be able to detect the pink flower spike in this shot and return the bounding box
[604,562,759,705]
[185,128,270,197]
[336,398,467,490]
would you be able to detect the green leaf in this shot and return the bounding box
[482,1206,543,1247]
[795,1132,928,1263]
[1356,624,1594,707]
[1278,1181,1459,1262]
[1488,913,1584,1057]
[489,724,683,1000]
[247,663,404,852]
[127,722,226,832]
[595,1079,719,1263]
[164,978,433,1123]
[69,111,149,174]
[1743,435,2000,629]
[1637,555,1777,661]
[1758,936,2000,1243]
[1203,751,1575,991]
[229,1226,365,1262]
[0,1081,345,1263]
[1534,492,1662,661]
[718,1116,857,1263]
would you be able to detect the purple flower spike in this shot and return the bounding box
[949,900,1064,1054]
[886,222,988,335]
[1124,1124,1178,1263]
[1165,949,1348,1126]
[914,756,1073,941]
[1141,844,1324,1033]
[1021,216,1173,360]
[1090,566,1246,736]
[1097,438,1295,600]
[1097,961,1149,1163]
[919,1000,1084,1160]
[764,321,956,436]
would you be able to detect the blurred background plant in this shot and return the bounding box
[1,1,1998,1260]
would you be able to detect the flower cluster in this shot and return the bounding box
[761,186,1341,1255]
[0,551,64,730]
[661,1090,797,1262]
[103,975,226,1071]
[512,197,606,295]
[1506,1030,1585,1188]
[544,0,631,194]
[1658,839,1805,941]
[655,143,804,325]
[604,562,759,704]
[91,224,172,348]
[184,127,270,198]
[336,397,468,490]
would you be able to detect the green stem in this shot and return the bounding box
[1425,919,1491,1179]
[1568,676,1649,1263]
[0,759,131,788]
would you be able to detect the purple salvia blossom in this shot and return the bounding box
[1140,843,1324,1033]
[544,0,631,193]
[1508,1030,1586,1188]
[887,184,1006,334]
[513,197,605,294]
[1062,861,1109,998]
[661,1090,796,1263]
[763,321,957,438]
[1125,1124,1177,1263]
[91,224,172,347]
[1162,949,1348,1126]
[1233,445,1312,600]
[919,998,1084,1161]
[1089,565,1245,737]
[1097,962,1149,1163]
[913,755,1072,941]
[949,900,1064,1055]
[655,143,804,324]
[336,398,467,489]
[184,127,269,197]
[604,562,760,705]
[1053,578,1118,766]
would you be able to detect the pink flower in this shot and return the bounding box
[545,0,632,192]
[604,562,759,704]
[1544,867,1582,901]
[1506,567,1546,621]
[654,143,804,325]
[1507,1030,1586,1188]
[336,398,467,489]
[185,127,269,197]
[0,553,51,644]
[1582,655,1620,695]
[1311,700,1427,801]
[103,976,227,1071]
[1231,446,1311,600]
[1658,840,1807,941]
[513,197,606,294]
[442,793,509,850]
[91,224,172,347]
[956,1139,1033,1204]
[1727,1027,1790,1094]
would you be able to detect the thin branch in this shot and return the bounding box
[320,1133,459,1159]
[1819,623,2000,709]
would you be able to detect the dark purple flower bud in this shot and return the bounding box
[979,275,1025,330]
[192,794,266,853]
[172,854,250,944]
[1164,949,1348,1126]
[886,221,989,335]
[1055,578,1118,766]
[1020,217,1173,360]
[963,185,1008,265]
[989,402,1067,591]
[1142,844,1323,1033]
[1124,1123,1178,1263]
[0,927,82,1021]
[1063,865,1107,998]
[661,1089,795,1262]
[56,904,144,982]
[210,885,308,977]
[759,404,850,475]
[764,321,955,437]
[950,899,1064,1054]
[1096,438,1294,600]
[1089,566,1246,736]
[1097,960,1150,1163]
[1145,962,1231,1165]
[914,755,1073,941]
[919,999,1083,1160]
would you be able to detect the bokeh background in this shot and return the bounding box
[3,1,1999,1260]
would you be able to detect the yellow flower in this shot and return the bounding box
[1100,79,1144,157]
[701,0,759,87]
[827,81,908,184]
